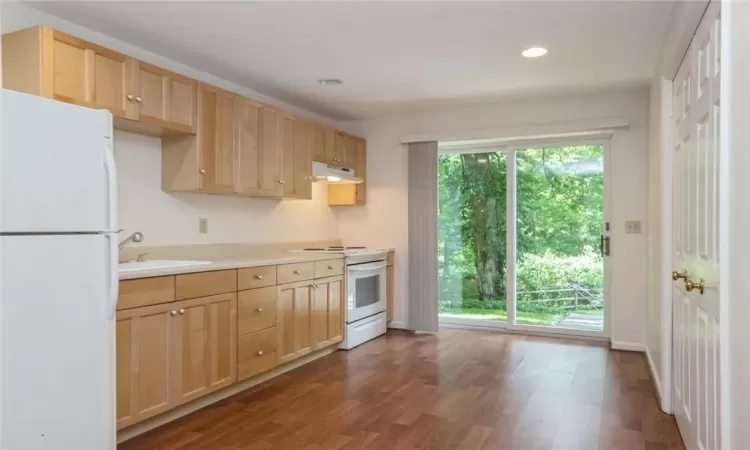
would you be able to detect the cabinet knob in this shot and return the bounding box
[328,265,334,270]
[281,180,286,185]
[293,270,301,275]
[179,309,185,315]
[257,351,264,356]
[254,275,263,280]
[127,94,133,101]
[256,307,263,313]
[170,310,177,316]
[135,96,142,103]
[199,169,206,174]
[277,179,283,184]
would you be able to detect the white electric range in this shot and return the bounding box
[288,247,388,349]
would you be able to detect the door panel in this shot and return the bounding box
[671,3,722,449]
[199,85,235,193]
[278,282,313,363]
[134,62,197,133]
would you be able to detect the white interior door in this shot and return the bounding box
[671,2,722,449]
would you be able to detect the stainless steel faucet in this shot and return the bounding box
[119,231,144,249]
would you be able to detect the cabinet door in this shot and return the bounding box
[172,293,237,406]
[51,30,129,118]
[342,135,358,169]
[354,138,367,205]
[235,100,281,196]
[116,302,176,430]
[330,132,345,166]
[278,281,314,363]
[199,84,235,193]
[310,124,328,164]
[133,61,197,133]
[312,276,344,349]
[281,117,312,199]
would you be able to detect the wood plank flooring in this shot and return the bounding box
[119,329,684,450]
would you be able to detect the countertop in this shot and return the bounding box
[119,252,345,280]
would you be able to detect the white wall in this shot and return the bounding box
[2,2,347,247]
[646,76,672,409]
[338,88,651,346]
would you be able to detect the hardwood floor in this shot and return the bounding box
[119,329,684,450]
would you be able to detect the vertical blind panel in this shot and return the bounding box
[408,141,439,332]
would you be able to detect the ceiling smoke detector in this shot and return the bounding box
[318,78,343,86]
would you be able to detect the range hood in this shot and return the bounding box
[312,161,363,184]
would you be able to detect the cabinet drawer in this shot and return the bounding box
[386,251,394,267]
[238,286,277,335]
[314,259,344,278]
[118,276,175,311]
[277,262,315,284]
[175,270,237,300]
[237,265,277,290]
[237,327,278,381]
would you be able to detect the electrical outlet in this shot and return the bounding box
[199,218,208,234]
[625,220,642,234]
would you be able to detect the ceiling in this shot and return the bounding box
[31,1,675,121]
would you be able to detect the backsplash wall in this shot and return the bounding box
[115,131,340,247]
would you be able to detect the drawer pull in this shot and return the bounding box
[254,274,263,280]
[256,307,263,313]
[293,270,301,275]
[257,350,264,356]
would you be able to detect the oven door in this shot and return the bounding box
[346,260,387,324]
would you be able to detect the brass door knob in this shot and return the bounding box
[685,278,705,294]
[672,270,688,281]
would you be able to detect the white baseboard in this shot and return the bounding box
[611,341,647,352]
[646,348,664,407]
[387,320,407,330]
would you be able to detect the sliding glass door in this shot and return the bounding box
[513,144,607,334]
[437,140,609,337]
[438,150,508,326]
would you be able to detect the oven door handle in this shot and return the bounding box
[347,262,387,272]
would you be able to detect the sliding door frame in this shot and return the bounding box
[507,137,612,339]
[437,136,612,339]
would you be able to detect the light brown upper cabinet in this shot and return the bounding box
[342,135,358,168]
[281,116,313,199]
[328,137,367,206]
[162,83,234,192]
[3,26,367,203]
[128,61,197,134]
[3,27,130,118]
[2,26,197,136]
[235,99,283,197]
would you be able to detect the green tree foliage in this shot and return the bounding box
[438,145,604,307]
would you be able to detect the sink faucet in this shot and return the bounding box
[119,231,144,249]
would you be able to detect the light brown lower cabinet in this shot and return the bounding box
[278,276,344,364]
[312,276,344,348]
[116,292,237,430]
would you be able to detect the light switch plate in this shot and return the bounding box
[625,220,642,234]
[199,218,208,234]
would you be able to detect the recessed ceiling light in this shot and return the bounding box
[522,47,548,58]
[318,79,343,86]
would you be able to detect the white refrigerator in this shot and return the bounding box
[0,89,118,449]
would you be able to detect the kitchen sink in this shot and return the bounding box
[118,260,212,273]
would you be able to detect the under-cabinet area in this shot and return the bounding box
[115,260,346,430]
[1,25,367,206]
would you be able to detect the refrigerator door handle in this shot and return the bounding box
[106,233,119,318]
[103,138,118,234]
[103,138,119,318]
